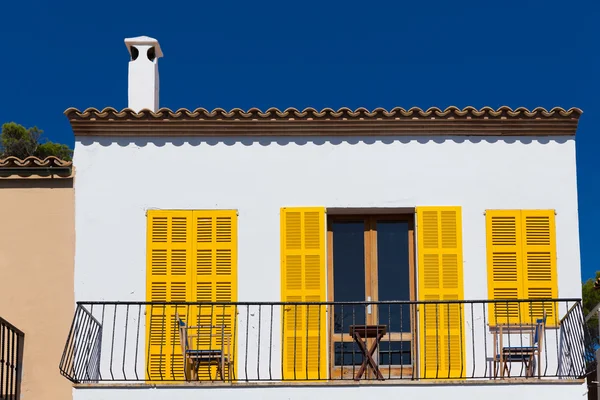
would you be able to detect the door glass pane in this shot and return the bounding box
[377,221,411,333]
[334,341,363,366]
[332,221,366,334]
[378,341,411,366]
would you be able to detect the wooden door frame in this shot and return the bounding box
[326,213,416,378]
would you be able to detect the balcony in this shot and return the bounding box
[59,299,594,385]
[1,316,24,400]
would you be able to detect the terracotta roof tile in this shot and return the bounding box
[64,106,582,137]
[65,106,582,121]
[0,156,72,168]
[0,156,73,178]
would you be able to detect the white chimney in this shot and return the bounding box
[124,36,163,112]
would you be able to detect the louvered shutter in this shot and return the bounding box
[192,210,238,380]
[417,206,466,379]
[486,210,524,325]
[146,210,192,381]
[280,207,326,380]
[521,210,557,325]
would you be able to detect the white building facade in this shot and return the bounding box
[60,37,591,400]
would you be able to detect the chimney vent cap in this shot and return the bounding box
[124,36,163,59]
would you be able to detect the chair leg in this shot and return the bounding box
[191,361,198,381]
[216,360,223,381]
[493,361,498,379]
[221,357,225,381]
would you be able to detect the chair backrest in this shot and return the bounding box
[533,311,547,345]
[175,313,189,353]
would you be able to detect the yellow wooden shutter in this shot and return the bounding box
[486,210,558,325]
[486,210,524,325]
[521,210,557,325]
[417,206,466,379]
[146,210,193,381]
[192,210,238,380]
[280,207,326,380]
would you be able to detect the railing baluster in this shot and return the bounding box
[389,303,393,380]
[257,304,261,381]
[145,304,152,381]
[318,303,322,380]
[470,302,475,378]
[483,302,488,379]
[447,303,451,379]
[8,329,14,400]
[109,304,117,380]
[411,303,416,379]
[280,303,285,381]
[328,304,333,380]
[459,302,464,378]
[268,304,273,381]
[423,302,427,379]
[305,304,309,380]
[232,304,238,381]
[73,307,87,381]
[98,304,105,381]
[2,322,7,396]
[351,304,355,379]
[134,304,141,380]
[245,305,250,381]
[75,308,94,380]
[171,304,178,382]
[435,303,439,379]
[293,304,298,381]
[85,304,95,382]
[122,304,129,380]
[340,303,344,380]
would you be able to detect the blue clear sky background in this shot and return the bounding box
[0,1,598,279]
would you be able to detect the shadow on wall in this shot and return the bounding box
[77,136,570,148]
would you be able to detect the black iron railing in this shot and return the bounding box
[59,299,593,383]
[1,316,24,400]
[558,302,596,378]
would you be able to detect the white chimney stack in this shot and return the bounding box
[124,36,163,113]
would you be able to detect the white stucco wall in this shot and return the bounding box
[72,135,583,383]
[73,382,588,400]
[74,135,581,303]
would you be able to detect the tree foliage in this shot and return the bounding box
[0,122,72,161]
[582,271,600,344]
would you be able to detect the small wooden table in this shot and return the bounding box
[349,324,387,381]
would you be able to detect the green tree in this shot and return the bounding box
[36,141,73,160]
[582,271,600,344]
[0,122,72,161]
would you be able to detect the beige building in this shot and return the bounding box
[0,156,74,400]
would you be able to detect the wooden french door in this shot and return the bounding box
[327,215,416,379]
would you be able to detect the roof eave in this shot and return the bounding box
[65,106,582,137]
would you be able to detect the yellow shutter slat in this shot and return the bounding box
[486,210,524,325]
[417,206,466,379]
[192,210,238,380]
[280,207,326,380]
[521,210,557,325]
[146,210,193,381]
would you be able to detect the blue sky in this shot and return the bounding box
[0,1,598,280]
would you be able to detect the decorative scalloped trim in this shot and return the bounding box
[0,156,73,168]
[64,106,583,120]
